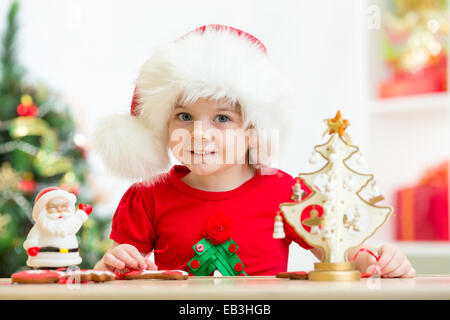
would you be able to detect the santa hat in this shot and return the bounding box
[93,24,298,182]
[31,187,77,221]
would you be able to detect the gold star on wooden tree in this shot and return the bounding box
[323,110,351,144]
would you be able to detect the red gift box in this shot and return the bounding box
[379,54,447,99]
[395,161,449,241]
[395,186,448,240]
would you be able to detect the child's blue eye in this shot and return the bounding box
[177,112,192,121]
[215,115,230,123]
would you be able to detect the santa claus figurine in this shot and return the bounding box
[23,186,92,269]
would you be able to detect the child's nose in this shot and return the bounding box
[192,120,215,141]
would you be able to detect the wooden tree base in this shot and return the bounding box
[308,262,360,281]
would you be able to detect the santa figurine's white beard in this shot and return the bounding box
[36,208,82,238]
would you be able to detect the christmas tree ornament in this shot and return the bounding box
[322,110,351,144]
[0,212,16,251]
[188,213,247,276]
[23,186,92,268]
[16,94,39,117]
[60,171,81,195]
[308,151,319,165]
[272,212,286,239]
[9,117,74,177]
[290,181,305,202]
[276,111,392,281]
[302,205,324,235]
[0,162,21,192]
[0,213,11,234]
[368,181,385,205]
[355,152,366,166]
[187,237,248,276]
[18,171,36,193]
[0,163,34,220]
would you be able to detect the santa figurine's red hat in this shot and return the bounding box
[93,24,298,183]
[32,187,77,221]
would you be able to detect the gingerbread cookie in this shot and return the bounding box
[289,271,309,280]
[275,271,309,280]
[123,270,189,280]
[275,272,292,279]
[11,270,62,284]
[62,269,116,283]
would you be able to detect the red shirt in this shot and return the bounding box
[110,165,312,276]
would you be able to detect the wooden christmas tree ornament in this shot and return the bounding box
[276,111,392,281]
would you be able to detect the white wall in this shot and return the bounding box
[0,0,393,271]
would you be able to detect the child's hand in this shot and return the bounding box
[102,244,149,272]
[374,244,415,278]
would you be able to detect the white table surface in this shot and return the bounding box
[1,275,450,300]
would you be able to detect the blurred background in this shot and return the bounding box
[0,0,448,277]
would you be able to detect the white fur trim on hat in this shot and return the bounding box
[32,189,77,221]
[93,113,170,181]
[93,25,297,182]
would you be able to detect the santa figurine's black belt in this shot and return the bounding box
[39,247,79,254]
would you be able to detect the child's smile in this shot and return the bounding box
[190,150,216,158]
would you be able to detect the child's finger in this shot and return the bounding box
[103,263,117,273]
[123,246,147,269]
[125,246,147,269]
[114,249,139,270]
[404,267,416,278]
[146,260,158,270]
[103,253,125,270]
[376,246,397,272]
[382,260,410,278]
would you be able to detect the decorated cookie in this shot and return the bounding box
[11,270,62,284]
[62,269,116,283]
[123,270,189,280]
[289,271,309,280]
[275,272,292,279]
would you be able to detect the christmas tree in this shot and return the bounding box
[188,213,248,276]
[0,0,111,277]
[279,111,392,264]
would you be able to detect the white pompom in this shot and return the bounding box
[370,183,381,197]
[309,152,319,165]
[325,178,337,192]
[324,191,336,200]
[344,175,355,191]
[329,153,338,163]
[356,152,366,165]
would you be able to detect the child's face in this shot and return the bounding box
[168,97,250,176]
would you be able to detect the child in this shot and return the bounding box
[93,24,415,278]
